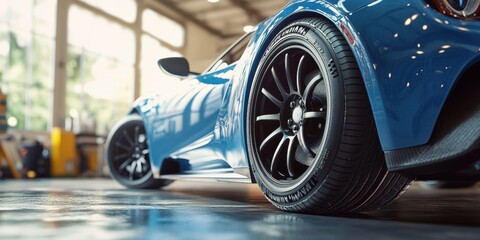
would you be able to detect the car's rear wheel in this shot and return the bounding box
[106,114,172,189]
[246,18,411,213]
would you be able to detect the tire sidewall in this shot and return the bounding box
[247,19,346,207]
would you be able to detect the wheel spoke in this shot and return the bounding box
[259,127,282,152]
[256,113,280,122]
[113,153,130,162]
[286,137,297,177]
[296,54,306,95]
[136,158,144,173]
[271,66,287,98]
[270,136,288,174]
[297,127,315,158]
[138,156,149,172]
[115,142,131,151]
[304,111,326,119]
[261,88,282,107]
[284,53,295,93]
[128,161,137,180]
[123,130,134,146]
[134,126,140,145]
[302,74,322,100]
[119,158,133,171]
[138,156,147,164]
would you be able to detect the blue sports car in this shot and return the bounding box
[106,0,480,213]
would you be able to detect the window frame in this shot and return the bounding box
[204,31,254,73]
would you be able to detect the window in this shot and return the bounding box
[81,0,137,23]
[140,9,185,96]
[142,9,185,48]
[66,5,134,134]
[140,34,181,95]
[0,0,57,131]
[1,1,188,133]
[207,32,253,72]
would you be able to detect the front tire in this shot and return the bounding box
[246,18,411,213]
[106,114,172,189]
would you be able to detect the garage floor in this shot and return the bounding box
[1,179,479,240]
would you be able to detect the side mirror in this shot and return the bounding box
[157,57,197,78]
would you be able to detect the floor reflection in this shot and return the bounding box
[0,179,480,239]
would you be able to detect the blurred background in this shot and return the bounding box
[0,0,288,180]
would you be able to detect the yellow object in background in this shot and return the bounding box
[27,170,37,179]
[50,127,79,177]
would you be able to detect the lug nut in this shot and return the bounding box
[290,101,296,108]
[287,118,293,126]
[292,124,299,131]
[299,100,305,108]
[299,120,303,126]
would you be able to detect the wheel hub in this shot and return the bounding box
[283,96,305,135]
[132,146,143,159]
[292,106,304,124]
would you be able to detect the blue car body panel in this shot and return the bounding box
[133,65,233,176]
[345,0,480,150]
[130,0,480,179]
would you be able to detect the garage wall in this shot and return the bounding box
[184,21,221,73]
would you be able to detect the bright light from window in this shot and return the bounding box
[67,5,134,134]
[142,9,185,48]
[208,0,220,3]
[140,34,181,95]
[69,6,135,63]
[81,0,137,23]
[0,39,9,56]
[33,0,57,38]
[243,25,255,33]
[7,116,18,127]
[6,0,33,35]
[69,109,79,119]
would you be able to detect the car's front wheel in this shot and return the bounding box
[106,114,172,189]
[246,18,411,213]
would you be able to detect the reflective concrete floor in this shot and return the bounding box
[1,179,479,240]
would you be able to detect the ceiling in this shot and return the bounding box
[159,0,290,39]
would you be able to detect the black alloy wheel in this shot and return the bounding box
[253,45,327,182]
[107,114,172,189]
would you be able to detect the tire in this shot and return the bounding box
[106,114,172,189]
[246,18,411,213]
[420,180,477,189]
